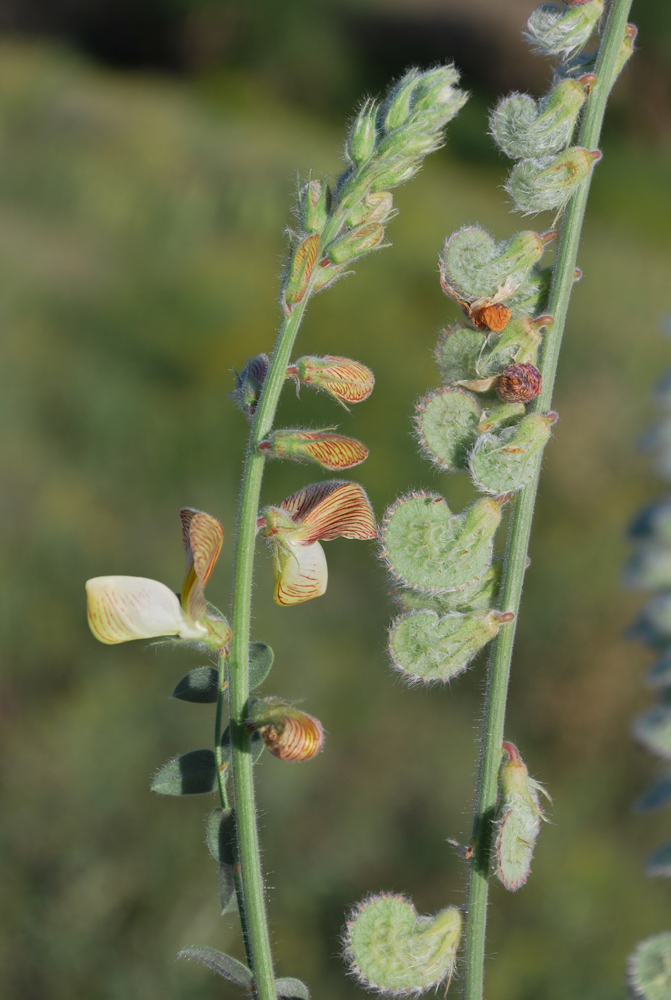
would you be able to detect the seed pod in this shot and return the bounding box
[415,387,481,471]
[344,894,462,994]
[397,562,501,615]
[628,933,671,1000]
[249,699,324,762]
[507,147,601,215]
[483,314,549,372]
[389,608,514,683]
[494,742,550,891]
[283,233,320,308]
[478,402,527,434]
[290,355,375,407]
[436,326,487,384]
[299,179,331,234]
[490,78,589,160]
[260,429,369,471]
[232,353,269,419]
[326,223,385,264]
[496,363,542,402]
[348,99,379,164]
[469,412,556,495]
[525,0,604,58]
[440,226,553,302]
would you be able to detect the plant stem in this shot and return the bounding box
[462,3,634,998]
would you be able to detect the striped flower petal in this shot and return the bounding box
[283,480,377,544]
[180,509,223,621]
[266,430,368,470]
[86,576,207,645]
[273,540,328,606]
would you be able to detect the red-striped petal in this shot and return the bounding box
[180,509,223,621]
[253,705,325,761]
[289,481,377,543]
[273,540,328,606]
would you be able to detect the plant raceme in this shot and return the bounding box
[85,64,469,1000]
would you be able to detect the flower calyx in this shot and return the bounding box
[86,508,230,650]
[231,354,269,420]
[258,480,377,606]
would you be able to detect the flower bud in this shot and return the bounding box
[411,65,463,116]
[326,223,385,264]
[507,147,601,214]
[232,353,269,418]
[346,190,394,228]
[494,742,550,891]
[369,160,421,192]
[383,71,420,132]
[249,699,324,761]
[496,363,542,402]
[525,0,604,58]
[291,355,375,406]
[260,429,369,471]
[283,232,320,309]
[348,98,379,164]
[299,179,331,234]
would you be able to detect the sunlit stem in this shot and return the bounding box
[462,2,635,998]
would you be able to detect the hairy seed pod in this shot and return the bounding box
[496,363,542,402]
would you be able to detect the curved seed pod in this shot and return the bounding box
[440,226,552,302]
[628,934,671,1000]
[344,894,462,995]
[525,0,605,58]
[261,430,369,471]
[415,387,481,470]
[490,78,589,160]
[469,412,556,495]
[397,562,501,615]
[507,147,601,215]
[436,326,487,384]
[389,608,514,683]
[381,494,503,593]
[494,742,550,892]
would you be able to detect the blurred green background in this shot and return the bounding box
[0,1,670,998]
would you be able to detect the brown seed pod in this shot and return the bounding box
[496,363,542,403]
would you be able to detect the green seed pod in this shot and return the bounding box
[298,179,331,234]
[525,0,604,57]
[415,387,481,471]
[327,223,385,264]
[628,933,671,1000]
[483,314,549,372]
[440,226,552,302]
[382,494,503,593]
[389,608,514,683]
[494,742,550,891]
[383,70,421,132]
[344,894,462,994]
[491,78,588,160]
[436,326,487,384]
[348,99,379,165]
[507,265,553,318]
[469,411,556,495]
[507,147,601,215]
[634,705,671,760]
[478,401,527,434]
[397,562,501,615]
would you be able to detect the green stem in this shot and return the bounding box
[462,3,634,998]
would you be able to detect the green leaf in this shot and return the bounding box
[382,494,501,593]
[415,388,480,471]
[171,665,219,703]
[206,808,236,865]
[220,725,265,766]
[276,977,311,1000]
[629,934,671,1000]
[218,863,237,913]
[389,609,507,682]
[249,642,274,690]
[151,749,217,796]
[177,946,252,986]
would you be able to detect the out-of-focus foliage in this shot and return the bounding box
[0,33,671,1000]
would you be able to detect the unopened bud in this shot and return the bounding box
[383,71,420,132]
[249,699,324,761]
[369,160,421,192]
[346,191,394,228]
[525,0,604,58]
[507,147,600,214]
[283,233,320,308]
[291,355,375,406]
[299,179,331,234]
[494,742,550,891]
[260,429,369,471]
[497,363,542,403]
[348,99,379,164]
[412,65,463,115]
[327,223,385,264]
[232,353,269,418]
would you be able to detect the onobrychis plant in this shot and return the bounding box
[342,3,636,999]
[84,66,468,1000]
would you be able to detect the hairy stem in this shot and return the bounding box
[462,3,634,998]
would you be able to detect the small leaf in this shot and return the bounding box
[151,749,217,796]
[206,808,236,864]
[177,946,252,986]
[221,725,265,766]
[276,978,311,1000]
[628,933,671,1000]
[646,843,671,878]
[249,642,274,690]
[172,666,219,703]
[636,775,671,813]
